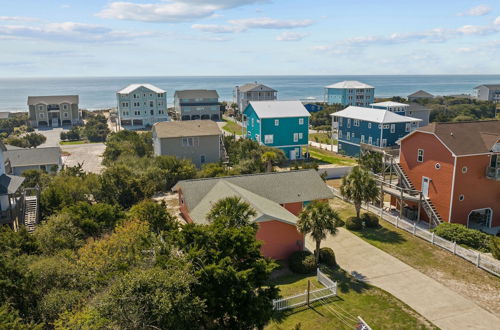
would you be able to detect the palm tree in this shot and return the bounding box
[340,166,379,218]
[297,201,340,265]
[207,196,257,227]
[261,151,278,172]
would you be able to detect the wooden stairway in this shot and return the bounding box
[23,195,38,233]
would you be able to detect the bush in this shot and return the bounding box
[289,251,316,274]
[345,216,363,231]
[319,247,336,267]
[362,212,379,228]
[490,236,500,260]
[432,223,491,252]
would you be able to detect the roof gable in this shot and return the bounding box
[246,101,310,119]
[331,106,421,124]
[408,90,434,98]
[238,83,277,93]
[117,84,165,94]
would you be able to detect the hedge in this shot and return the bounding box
[289,251,316,274]
[431,223,491,252]
[319,247,336,267]
[346,216,362,231]
[362,212,379,228]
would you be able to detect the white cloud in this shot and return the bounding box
[192,17,314,33]
[0,21,152,43]
[228,17,313,29]
[495,16,500,25]
[0,16,40,22]
[97,0,266,23]
[457,24,496,35]
[276,31,308,41]
[457,5,491,17]
[457,47,474,53]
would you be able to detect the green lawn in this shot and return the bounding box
[328,197,500,315]
[266,266,436,330]
[222,120,242,135]
[59,140,87,145]
[309,132,336,145]
[308,147,357,166]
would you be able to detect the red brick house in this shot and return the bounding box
[172,170,334,260]
[395,120,500,231]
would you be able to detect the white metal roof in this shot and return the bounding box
[331,106,421,124]
[117,83,165,94]
[248,100,310,118]
[370,101,409,108]
[325,80,374,89]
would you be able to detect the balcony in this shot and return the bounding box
[486,166,500,180]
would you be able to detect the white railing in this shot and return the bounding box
[357,316,372,330]
[330,187,500,277]
[272,268,337,311]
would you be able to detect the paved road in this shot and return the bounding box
[306,228,499,330]
[35,127,67,147]
[61,143,105,174]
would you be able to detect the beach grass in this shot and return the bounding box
[222,120,242,135]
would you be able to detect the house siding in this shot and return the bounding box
[175,96,220,121]
[451,155,500,227]
[256,220,304,260]
[283,202,303,216]
[154,135,221,168]
[325,88,374,106]
[399,132,455,222]
[117,86,168,130]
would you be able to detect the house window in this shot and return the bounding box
[200,155,206,164]
[150,110,154,115]
[275,119,279,126]
[353,119,360,127]
[390,124,395,133]
[352,132,355,139]
[256,134,260,142]
[346,132,350,140]
[383,124,390,129]
[368,136,372,144]
[38,105,43,110]
[298,132,303,139]
[63,112,68,118]
[182,137,199,147]
[40,113,44,119]
[405,123,411,132]
[293,133,299,142]
[338,130,342,138]
[462,166,468,173]
[63,104,68,110]
[252,118,254,127]
[150,101,154,107]
[435,163,441,170]
[382,139,387,147]
[299,118,304,125]
[347,119,351,128]
[264,134,274,144]
[368,123,371,129]
[339,118,343,127]
[459,194,464,201]
[417,149,424,162]
[361,135,365,143]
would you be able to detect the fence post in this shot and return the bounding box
[453,241,457,255]
[396,216,399,228]
[476,252,481,267]
[431,232,434,245]
[413,222,417,235]
[307,280,310,307]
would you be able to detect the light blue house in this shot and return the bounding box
[331,106,421,157]
[324,81,375,106]
[117,84,168,129]
[243,101,310,160]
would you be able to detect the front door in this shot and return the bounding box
[421,177,430,198]
[289,149,296,160]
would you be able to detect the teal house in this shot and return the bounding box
[243,101,310,160]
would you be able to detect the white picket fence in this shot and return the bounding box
[272,268,337,311]
[331,187,500,277]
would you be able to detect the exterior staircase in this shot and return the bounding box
[23,191,39,233]
[392,162,443,227]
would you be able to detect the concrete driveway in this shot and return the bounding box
[306,228,499,329]
[61,143,105,174]
[35,127,68,147]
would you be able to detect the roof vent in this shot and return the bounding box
[450,132,454,136]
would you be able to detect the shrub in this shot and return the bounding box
[319,247,336,267]
[490,236,500,260]
[345,216,362,231]
[432,223,491,252]
[362,212,380,228]
[289,251,316,274]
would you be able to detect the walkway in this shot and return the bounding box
[306,228,499,330]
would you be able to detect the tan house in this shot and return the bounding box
[152,120,224,167]
[28,95,80,128]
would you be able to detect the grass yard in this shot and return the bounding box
[60,140,87,145]
[266,266,436,330]
[308,147,357,166]
[328,197,500,316]
[309,132,336,145]
[222,120,242,135]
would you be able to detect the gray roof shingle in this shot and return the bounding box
[27,95,78,105]
[0,174,24,194]
[152,120,221,138]
[174,90,219,99]
[5,147,62,167]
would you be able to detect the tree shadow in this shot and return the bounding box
[319,266,369,294]
[358,226,406,244]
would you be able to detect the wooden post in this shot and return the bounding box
[431,232,435,245]
[307,280,311,307]
[476,252,481,267]
[389,156,393,185]
[417,193,422,222]
[399,188,404,218]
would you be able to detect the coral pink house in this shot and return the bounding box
[395,121,500,232]
[172,170,334,260]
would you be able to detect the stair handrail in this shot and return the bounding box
[393,163,413,189]
[421,198,442,227]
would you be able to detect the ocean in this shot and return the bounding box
[1,75,499,111]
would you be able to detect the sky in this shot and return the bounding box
[0,0,499,77]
